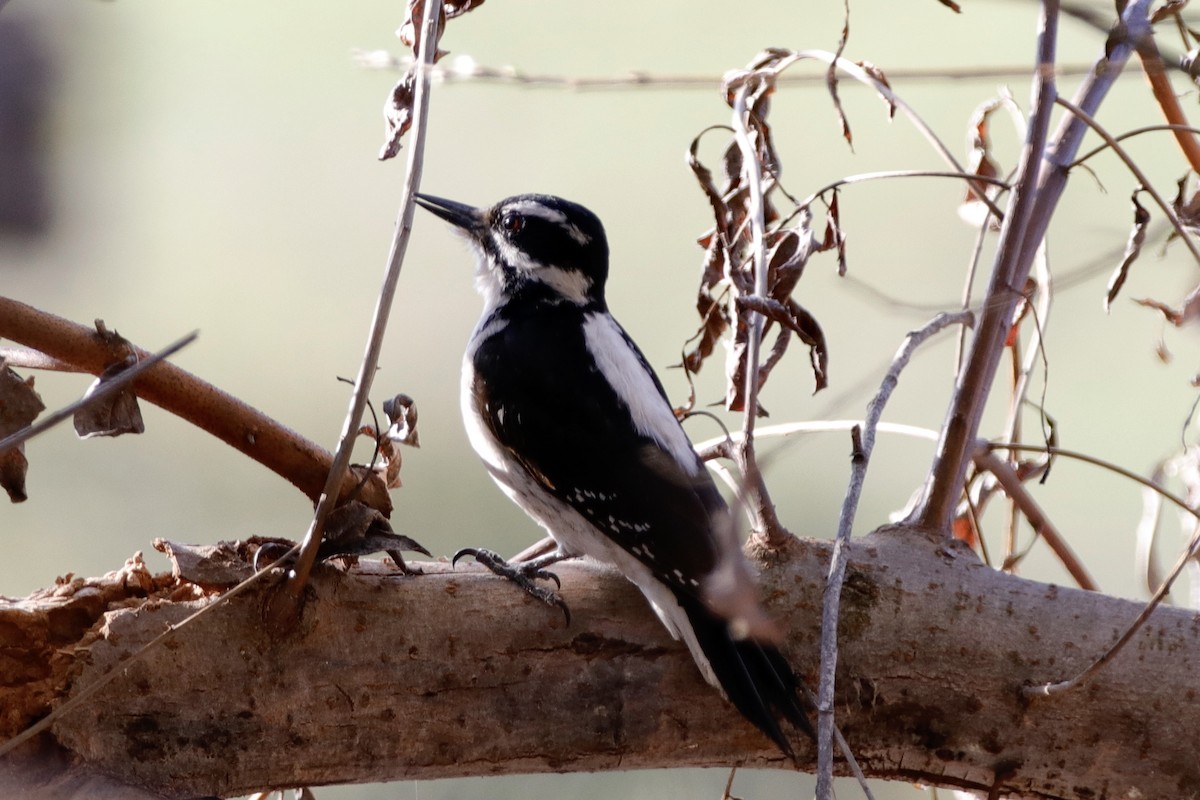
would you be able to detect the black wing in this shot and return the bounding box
[471,304,724,592]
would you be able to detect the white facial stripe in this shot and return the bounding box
[488,231,592,305]
[536,267,592,305]
[582,312,700,474]
[507,200,567,224]
[505,200,592,245]
[492,234,544,273]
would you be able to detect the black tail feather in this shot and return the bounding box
[678,593,814,757]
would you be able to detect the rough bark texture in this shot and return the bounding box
[1,528,1198,799]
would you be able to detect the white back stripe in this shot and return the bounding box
[582,312,699,474]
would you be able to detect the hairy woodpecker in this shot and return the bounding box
[416,192,812,755]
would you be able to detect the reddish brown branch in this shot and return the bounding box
[1134,34,1200,173]
[0,297,390,514]
[973,449,1098,591]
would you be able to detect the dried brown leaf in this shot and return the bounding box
[0,449,30,504]
[723,326,755,415]
[0,363,44,503]
[397,0,447,57]
[443,0,486,19]
[683,290,729,376]
[857,60,895,119]
[382,393,420,449]
[825,190,848,276]
[320,501,429,565]
[827,0,853,147]
[1151,0,1188,24]
[686,50,833,413]
[737,295,829,393]
[1105,189,1150,312]
[959,98,1005,227]
[937,0,963,12]
[1171,174,1200,237]
[0,364,44,436]
[358,394,421,490]
[688,127,733,243]
[379,67,417,161]
[74,356,146,439]
[767,220,816,300]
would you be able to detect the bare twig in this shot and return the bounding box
[1055,95,1200,269]
[729,77,791,547]
[1136,462,1169,599]
[784,50,1004,218]
[280,0,442,613]
[1071,123,1200,167]
[693,419,940,463]
[0,347,74,371]
[0,331,197,455]
[354,52,1102,89]
[815,310,973,800]
[791,170,1010,219]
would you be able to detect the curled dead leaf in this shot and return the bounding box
[74,355,146,439]
[0,362,45,503]
[1104,188,1150,312]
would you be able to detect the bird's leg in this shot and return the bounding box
[452,544,574,624]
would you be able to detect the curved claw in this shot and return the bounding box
[532,568,562,590]
[552,595,571,626]
[451,546,486,568]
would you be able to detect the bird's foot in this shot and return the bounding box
[452,547,571,624]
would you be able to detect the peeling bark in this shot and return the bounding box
[1,528,1197,799]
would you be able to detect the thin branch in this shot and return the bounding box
[1071,123,1200,167]
[0,347,75,371]
[816,310,973,800]
[279,0,442,614]
[972,449,1097,590]
[0,331,197,455]
[790,170,1010,219]
[354,52,1103,89]
[729,77,791,547]
[692,419,940,462]
[784,50,1005,218]
[1054,95,1200,269]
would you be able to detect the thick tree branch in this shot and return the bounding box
[2,531,1197,798]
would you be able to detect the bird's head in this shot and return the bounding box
[417,193,610,308]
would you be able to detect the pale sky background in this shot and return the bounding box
[3,1,1199,798]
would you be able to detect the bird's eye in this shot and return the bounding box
[501,213,524,234]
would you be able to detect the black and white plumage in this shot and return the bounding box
[416,192,811,756]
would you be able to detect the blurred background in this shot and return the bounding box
[3,0,1200,797]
